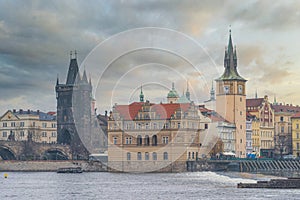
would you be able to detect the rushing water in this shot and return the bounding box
[1,171,300,200]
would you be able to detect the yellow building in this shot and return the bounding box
[246,95,275,157]
[215,30,247,158]
[107,98,211,172]
[291,112,300,157]
[0,109,57,144]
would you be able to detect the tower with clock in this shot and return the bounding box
[215,30,247,158]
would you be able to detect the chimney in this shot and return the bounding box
[37,110,40,114]
[105,110,107,117]
[27,109,30,114]
[13,109,16,113]
[19,109,23,114]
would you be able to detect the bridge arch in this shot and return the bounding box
[43,148,69,160]
[0,146,17,160]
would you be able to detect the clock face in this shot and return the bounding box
[238,85,243,94]
[224,86,230,94]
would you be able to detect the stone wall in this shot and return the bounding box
[0,160,107,172]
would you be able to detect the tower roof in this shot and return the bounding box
[66,56,79,85]
[217,30,246,82]
[167,83,179,98]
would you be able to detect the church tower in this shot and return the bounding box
[215,30,247,157]
[55,51,91,159]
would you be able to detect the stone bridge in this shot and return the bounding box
[0,140,72,160]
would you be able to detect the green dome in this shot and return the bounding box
[167,83,179,98]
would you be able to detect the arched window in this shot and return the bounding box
[137,135,142,146]
[145,152,149,160]
[152,152,157,160]
[163,152,168,160]
[137,152,142,160]
[127,152,131,161]
[188,152,191,159]
[144,135,150,146]
[152,135,157,146]
[192,152,195,159]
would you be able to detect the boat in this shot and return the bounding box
[237,178,300,189]
[57,167,83,173]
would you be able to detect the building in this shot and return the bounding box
[215,30,247,157]
[246,114,255,155]
[55,52,106,159]
[291,112,300,157]
[0,109,57,144]
[107,87,212,172]
[246,95,275,157]
[272,103,300,157]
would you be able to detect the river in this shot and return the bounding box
[1,171,300,200]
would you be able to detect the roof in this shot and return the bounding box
[246,98,264,107]
[292,112,300,118]
[11,109,56,121]
[274,104,300,113]
[114,102,191,120]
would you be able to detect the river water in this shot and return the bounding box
[1,171,300,200]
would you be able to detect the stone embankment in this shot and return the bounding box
[0,160,107,172]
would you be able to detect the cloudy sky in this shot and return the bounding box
[0,0,300,115]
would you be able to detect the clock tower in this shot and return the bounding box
[215,30,247,157]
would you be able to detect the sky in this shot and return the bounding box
[0,0,300,115]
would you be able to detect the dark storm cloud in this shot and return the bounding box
[0,0,299,113]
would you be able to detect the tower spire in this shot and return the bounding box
[185,81,191,101]
[82,67,88,83]
[139,85,144,102]
[255,89,258,99]
[66,50,79,85]
[210,80,215,101]
[56,74,59,85]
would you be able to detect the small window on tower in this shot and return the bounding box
[223,86,230,94]
[238,85,243,94]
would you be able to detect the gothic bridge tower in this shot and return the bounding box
[215,30,247,158]
[55,51,92,159]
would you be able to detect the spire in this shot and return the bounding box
[139,85,144,102]
[185,81,191,101]
[210,80,215,101]
[66,50,79,85]
[217,29,246,82]
[56,74,59,85]
[82,68,88,83]
[172,82,175,90]
[255,89,258,99]
[89,75,92,86]
[274,95,277,105]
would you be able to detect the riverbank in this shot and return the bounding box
[0,160,107,172]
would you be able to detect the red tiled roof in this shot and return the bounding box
[273,104,300,113]
[291,112,300,118]
[47,111,56,115]
[114,102,191,120]
[246,98,264,107]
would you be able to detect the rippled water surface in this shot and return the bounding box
[1,171,300,200]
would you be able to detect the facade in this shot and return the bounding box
[246,95,275,157]
[56,53,106,159]
[291,112,300,157]
[273,103,300,157]
[0,109,57,144]
[107,100,210,172]
[215,31,247,157]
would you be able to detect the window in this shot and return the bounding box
[20,131,25,137]
[113,137,117,144]
[137,135,142,146]
[240,111,242,116]
[2,132,7,137]
[240,139,242,143]
[145,123,149,130]
[127,152,131,160]
[3,122,7,127]
[126,137,132,144]
[240,125,242,129]
[42,132,47,137]
[144,135,150,146]
[280,116,284,122]
[11,122,15,127]
[152,135,157,146]
[32,122,35,127]
[42,123,47,128]
[162,136,169,144]
[297,124,299,129]
[152,152,157,160]
[153,123,157,129]
[177,123,180,128]
[238,85,243,94]
[297,143,300,150]
[223,86,230,94]
[297,133,300,139]
[188,152,191,159]
[205,124,208,129]
[281,126,284,133]
[240,97,242,102]
[51,132,56,137]
[52,123,56,128]
[20,122,25,127]
[145,152,149,160]
[192,152,195,159]
[163,152,168,160]
[137,152,142,160]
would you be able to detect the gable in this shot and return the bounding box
[0,110,19,121]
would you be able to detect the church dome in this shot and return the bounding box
[167,90,179,98]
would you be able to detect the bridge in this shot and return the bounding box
[0,140,72,160]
